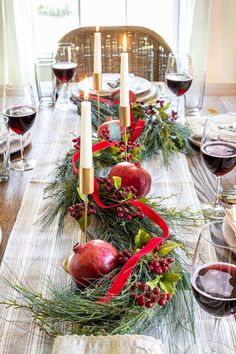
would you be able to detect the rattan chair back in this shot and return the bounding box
[59,26,172,82]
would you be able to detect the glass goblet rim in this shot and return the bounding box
[199,219,236,251]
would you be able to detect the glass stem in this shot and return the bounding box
[209,318,221,352]
[20,134,24,161]
[176,95,180,118]
[215,176,222,205]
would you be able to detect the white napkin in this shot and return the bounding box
[185,115,206,139]
[51,334,166,354]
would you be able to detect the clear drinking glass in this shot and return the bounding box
[52,42,77,111]
[186,219,236,353]
[165,53,193,118]
[3,83,37,171]
[200,114,236,218]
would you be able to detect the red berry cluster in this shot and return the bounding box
[170,110,178,121]
[115,141,140,162]
[117,249,132,264]
[69,202,97,220]
[116,205,144,221]
[96,177,138,200]
[72,137,81,150]
[147,256,174,275]
[98,127,109,140]
[130,282,172,308]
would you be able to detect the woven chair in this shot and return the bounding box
[59,26,172,82]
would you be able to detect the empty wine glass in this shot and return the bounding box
[186,219,236,353]
[52,42,77,111]
[3,83,37,171]
[165,53,193,118]
[200,114,236,219]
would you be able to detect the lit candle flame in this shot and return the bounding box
[96,26,99,32]
[123,34,127,52]
[84,77,89,100]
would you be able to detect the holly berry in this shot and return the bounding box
[117,249,132,265]
[69,202,97,220]
[145,301,154,308]
[158,298,166,306]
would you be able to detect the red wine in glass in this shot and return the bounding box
[4,106,36,135]
[201,141,236,176]
[52,62,77,83]
[192,262,236,317]
[166,73,193,96]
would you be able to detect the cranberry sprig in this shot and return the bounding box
[72,137,81,150]
[98,127,110,140]
[116,205,144,222]
[130,281,172,308]
[69,202,97,220]
[117,249,133,264]
[147,256,174,275]
[96,177,138,200]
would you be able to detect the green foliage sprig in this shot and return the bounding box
[71,96,190,163]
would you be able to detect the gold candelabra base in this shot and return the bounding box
[79,167,94,195]
[119,106,131,128]
[93,72,102,91]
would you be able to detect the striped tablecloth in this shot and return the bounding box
[0,105,235,354]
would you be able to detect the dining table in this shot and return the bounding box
[0,82,235,354]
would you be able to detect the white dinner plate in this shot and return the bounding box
[186,112,236,148]
[0,131,32,155]
[75,73,151,97]
[136,84,158,102]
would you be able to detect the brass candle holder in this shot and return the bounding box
[79,166,94,240]
[119,106,131,161]
[93,72,102,127]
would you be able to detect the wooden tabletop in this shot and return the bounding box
[0,108,53,259]
[1,84,236,260]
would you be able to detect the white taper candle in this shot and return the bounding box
[80,81,93,168]
[120,34,129,107]
[94,26,102,73]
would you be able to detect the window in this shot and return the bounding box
[32,0,179,56]
[33,0,79,56]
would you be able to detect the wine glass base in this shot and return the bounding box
[10,158,35,172]
[201,202,225,220]
[185,340,234,354]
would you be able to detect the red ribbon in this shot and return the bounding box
[71,143,169,302]
[92,178,169,302]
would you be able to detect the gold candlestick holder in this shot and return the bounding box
[63,168,94,274]
[119,106,131,161]
[93,72,102,127]
[79,167,94,240]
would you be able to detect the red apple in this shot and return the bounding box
[108,162,151,198]
[69,240,118,288]
[97,116,124,137]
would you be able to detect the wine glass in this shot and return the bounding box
[52,42,77,111]
[186,219,236,353]
[3,83,37,171]
[165,53,193,118]
[200,114,236,219]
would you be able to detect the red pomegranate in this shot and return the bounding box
[69,240,118,289]
[108,162,151,198]
[110,89,137,103]
[97,116,124,137]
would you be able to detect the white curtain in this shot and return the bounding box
[0,0,36,84]
[189,0,236,83]
[178,0,196,54]
[188,0,211,71]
